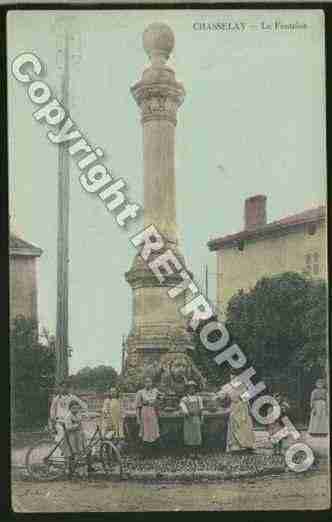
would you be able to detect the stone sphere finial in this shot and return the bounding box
[143,23,175,66]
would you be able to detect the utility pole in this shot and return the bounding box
[54,16,81,385]
[205,264,209,300]
[121,336,127,375]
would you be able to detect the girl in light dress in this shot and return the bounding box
[101,387,124,440]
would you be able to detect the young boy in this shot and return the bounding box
[49,381,87,444]
[63,399,94,477]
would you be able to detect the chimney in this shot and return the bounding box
[244,195,267,230]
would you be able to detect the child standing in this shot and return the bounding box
[63,399,91,477]
[101,387,124,440]
[268,393,290,454]
[49,381,87,444]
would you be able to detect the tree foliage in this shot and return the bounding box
[187,314,229,390]
[11,316,55,430]
[225,272,327,376]
[293,279,328,371]
[188,272,327,423]
[68,365,119,393]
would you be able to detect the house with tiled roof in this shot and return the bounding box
[10,233,43,324]
[207,195,327,315]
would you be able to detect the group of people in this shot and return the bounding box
[135,372,256,453]
[135,377,207,451]
[49,375,328,470]
[49,381,90,474]
[135,373,329,454]
[49,374,257,461]
[49,382,124,475]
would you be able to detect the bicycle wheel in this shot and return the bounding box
[100,441,122,475]
[25,439,67,480]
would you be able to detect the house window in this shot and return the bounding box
[305,252,320,275]
[307,223,317,236]
[313,252,320,275]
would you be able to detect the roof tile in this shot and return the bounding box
[208,205,326,251]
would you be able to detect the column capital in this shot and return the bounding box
[131,71,185,125]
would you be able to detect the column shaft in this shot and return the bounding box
[143,120,177,243]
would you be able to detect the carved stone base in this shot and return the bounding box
[121,329,193,392]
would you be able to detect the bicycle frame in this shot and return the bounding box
[43,440,65,462]
[42,424,74,466]
[86,425,102,452]
[27,421,122,481]
[47,424,103,461]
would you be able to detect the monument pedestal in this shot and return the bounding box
[125,253,192,370]
[122,23,196,388]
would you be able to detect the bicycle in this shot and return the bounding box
[25,421,122,480]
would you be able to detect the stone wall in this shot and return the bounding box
[78,392,106,413]
[78,392,137,415]
[10,255,38,322]
[216,220,327,313]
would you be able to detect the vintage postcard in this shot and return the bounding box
[8,8,329,512]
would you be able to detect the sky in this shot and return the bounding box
[7,10,326,373]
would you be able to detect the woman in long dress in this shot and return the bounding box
[180,381,203,449]
[135,377,160,446]
[308,379,328,436]
[218,372,255,452]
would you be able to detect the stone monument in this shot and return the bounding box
[120,25,230,449]
[123,23,194,386]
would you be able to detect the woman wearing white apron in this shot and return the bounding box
[308,379,328,436]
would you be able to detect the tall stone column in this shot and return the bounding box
[133,25,184,243]
[125,23,192,372]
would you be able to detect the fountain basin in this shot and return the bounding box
[121,393,230,449]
